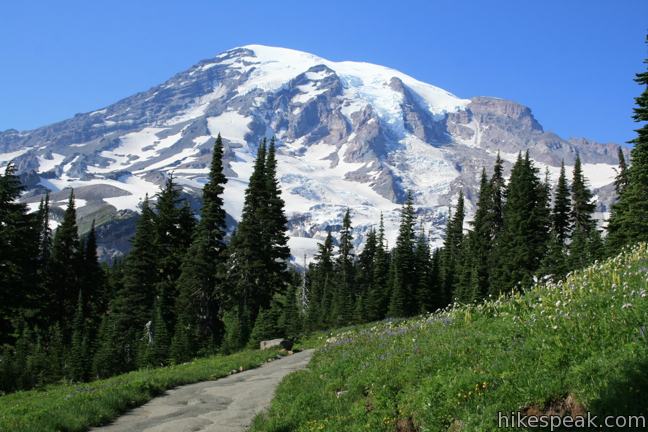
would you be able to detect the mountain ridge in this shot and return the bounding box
[0,45,625,262]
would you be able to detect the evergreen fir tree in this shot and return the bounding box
[306,229,334,329]
[333,209,355,325]
[36,193,52,261]
[47,189,82,334]
[225,140,268,346]
[263,137,291,294]
[489,153,549,293]
[94,197,157,376]
[143,296,171,367]
[248,307,278,348]
[414,228,433,312]
[553,162,572,243]
[388,192,417,317]
[607,40,648,251]
[467,169,495,299]
[279,282,302,339]
[81,220,106,323]
[441,191,465,303]
[569,155,602,268]
[154,176,193,339]
[539,163,571,279]
[355,228,376,321]
[614,147,629,195]
[69,290,88,381]
[172,135,228,361]
[367,214,389,321]
[429,248,443,310]
[0,164,40,342]
[490,152,505,234]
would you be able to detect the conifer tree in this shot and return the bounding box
[94,197,157,376]
[429,248,443,309]
[248,307,278,348]
[441,191,464,302]
[489,153,549,293]
[468,169,495,299]
[36,193,52,275]
[614,147,629,195]
[553,162,572,243]
[490,152,505,233]
[279,281,302,338]
[47,189,82,334]
[69,290,88,381]
[569,155,602,268]
[172,135,228,361]
[454,233,477,303]
[607,40,648,250]
[0,164,39,341]
[367,215,389,321]
[143,296,171,367]
[355,228,376,321]
[225,140,268,347]
[306,229,334,329]
[539,163,571,279]
[263,137,291,293]
[414,228,433,312]
[154,176,193,338]
[333,209,355,325]
[389,192,417,317]
[81,221,106,322]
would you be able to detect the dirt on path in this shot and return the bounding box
[91,349,314,432]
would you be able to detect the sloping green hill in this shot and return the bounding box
[252,244,648,431]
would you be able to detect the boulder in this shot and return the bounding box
[260,338,293,351]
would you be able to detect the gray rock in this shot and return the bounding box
[260,338,293,351]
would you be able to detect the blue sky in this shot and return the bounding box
[1,0,646,144]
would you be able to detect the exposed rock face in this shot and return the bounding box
[0,45,626,262]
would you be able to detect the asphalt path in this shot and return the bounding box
[91,349,314,432]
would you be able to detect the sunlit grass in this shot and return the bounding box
[252,244,648,431]
[0,349,284,432]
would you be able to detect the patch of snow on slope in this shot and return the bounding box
[43,175,159,211]
[102,175,160,211]
[491,151,616,189]
[232,45,469,125]
[0,148,31,166]
[292,83,328,104]
[207,111,252,144]
[139,147,200,172]
[90,127,185,173]
[167,84,227,125]
[38,153,65,172]
[386,136,459,205]
[53,198,87,209]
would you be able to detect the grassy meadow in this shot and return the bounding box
[251,244,648,431]
[0,348,284,432]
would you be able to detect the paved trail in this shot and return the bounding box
[91,350,314,432]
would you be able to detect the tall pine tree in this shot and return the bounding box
[333,209,355,325]
[172,135,229,362]
[569,155,602,268]
[47,189,82,335]
[607,39,648,251]
[388,192,417,317]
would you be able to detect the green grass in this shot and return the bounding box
[251,244,648,431]
[0,348,285,432]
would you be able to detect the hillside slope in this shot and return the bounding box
[252,244,648,431]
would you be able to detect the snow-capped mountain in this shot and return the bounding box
[0,45,624,262]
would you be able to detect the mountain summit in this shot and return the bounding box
[0,45,623,261]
